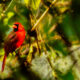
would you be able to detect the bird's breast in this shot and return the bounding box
[15,31,26,48]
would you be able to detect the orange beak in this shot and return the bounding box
[13,25,17,28]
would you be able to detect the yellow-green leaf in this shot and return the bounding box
[24,0,41,10]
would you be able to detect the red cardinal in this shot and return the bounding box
[1,22,26,72]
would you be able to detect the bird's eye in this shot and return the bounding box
[14,24,19,32]
[14,24,19,28]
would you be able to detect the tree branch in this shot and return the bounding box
[31,0,57,31]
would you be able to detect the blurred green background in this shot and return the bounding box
[0,0,80,80]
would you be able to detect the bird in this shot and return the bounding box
[1,22,26,72]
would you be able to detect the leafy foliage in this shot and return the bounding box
[0,0,80,80]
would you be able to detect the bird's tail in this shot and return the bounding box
[1,53,7,72]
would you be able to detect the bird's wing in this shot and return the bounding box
[4,31,18,53]
[4,31,18,44]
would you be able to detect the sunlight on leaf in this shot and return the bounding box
[24,0,41,10]
[7,12,14,19]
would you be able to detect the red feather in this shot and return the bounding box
[1,22,26,72]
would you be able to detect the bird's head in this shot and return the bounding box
[13,22,25,32]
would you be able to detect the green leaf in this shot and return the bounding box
[7,12,14,19]
[24,0,41,10]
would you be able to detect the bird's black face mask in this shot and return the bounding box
[14,24,19,32]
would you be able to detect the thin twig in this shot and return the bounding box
[3,0,14,14]
[31,0,57,31]
[48,24,57,34]
[40,34,58,79]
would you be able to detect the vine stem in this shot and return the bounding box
[31,0,57,31]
